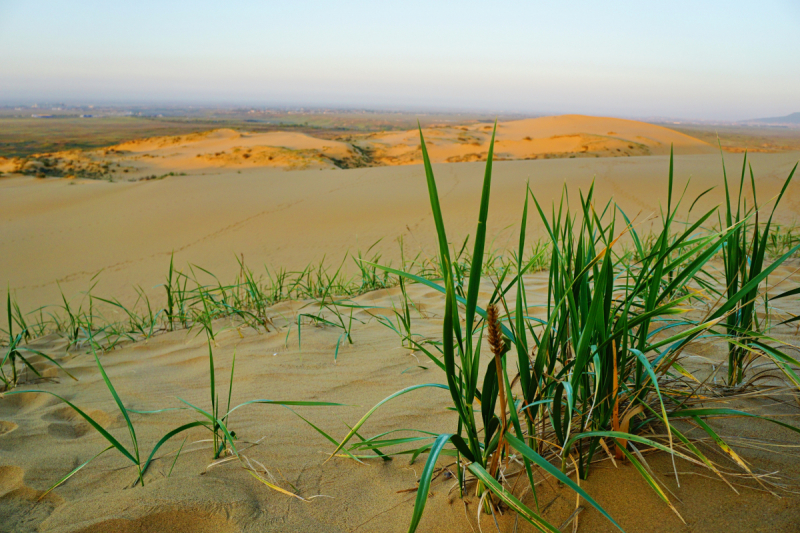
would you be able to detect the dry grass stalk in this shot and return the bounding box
[486,304,507,478]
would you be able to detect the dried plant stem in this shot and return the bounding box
[487,304,507,478]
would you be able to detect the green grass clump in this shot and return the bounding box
[719,149,798,385]
[328,126,800,531]
[1,291,76,389]
[331,124,624,531]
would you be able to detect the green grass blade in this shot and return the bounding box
[617,445,682,519]
[464,121,497,339]
[407,433,452,533]
[17,347,77,381]
[4,389,136,463]
[227,398,343,416]
[505,434,623,531]
[86,329,140,467]
[467,462,560,533]
[327,383,448,461]
[671,408,800,435]
[168,437,187,478]
[39,445,114,500]
[176,397,238,455]
[140,420,207,479]
[418,124,452,276]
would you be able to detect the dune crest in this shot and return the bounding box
[363,114,713,166]
[0,115,714,180]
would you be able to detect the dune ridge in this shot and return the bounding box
[0,115,715,180]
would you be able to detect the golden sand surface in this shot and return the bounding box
[1,137,800,532]
[2,150,799,314]
[1,270,800,532]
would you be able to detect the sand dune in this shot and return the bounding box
[363,115,714,165]
[0,115,715,180]
[114,129,360,171]
[2,151,800,532]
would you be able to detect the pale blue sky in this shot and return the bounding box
[1,0,798,120]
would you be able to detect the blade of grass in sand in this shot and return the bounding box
[505,434,623,531]
[168,437,187,478]
[327,384,449,460]
[38,445,114,500]
[407,433,452,533]
[467,463,560,533]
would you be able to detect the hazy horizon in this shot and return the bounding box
[2,1,799,121]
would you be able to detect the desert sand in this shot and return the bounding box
[2,150,799,314]
[2,268,800,533]
[2,121,800,532]
[0,115,716,179]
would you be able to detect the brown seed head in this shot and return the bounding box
[486,304,504,358]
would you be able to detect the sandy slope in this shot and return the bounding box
[2,152,800,532]
[1,270,800,533]
[2,151,799,315]
[0,115,715,179]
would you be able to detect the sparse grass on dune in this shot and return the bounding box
[3,304,344,501]
[0,230,540,504]
[0,233,542,364]
[1,130,800,531]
